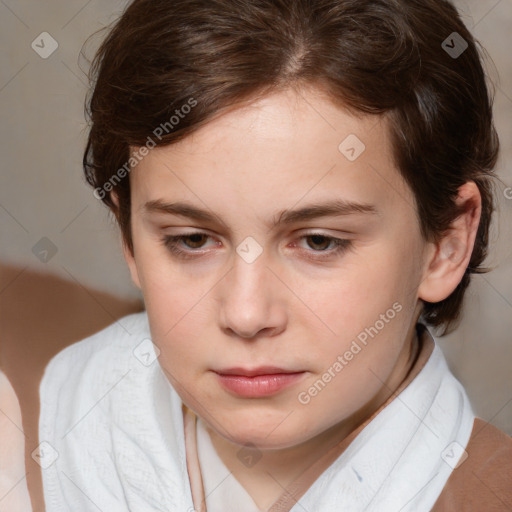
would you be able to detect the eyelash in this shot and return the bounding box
[160,232,352,261]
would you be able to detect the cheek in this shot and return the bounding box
[146,300,210,406]
[296,249,416,374]
[294,253,404,336]
[136,241,206,318]
[144,284,208,365]
[134,255,209,369]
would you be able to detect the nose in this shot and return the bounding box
[218,250,287,340]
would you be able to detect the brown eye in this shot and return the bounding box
[180,233,209,249]
[161,232,215,260]
[296,233,352,261]
[305,234,332,251]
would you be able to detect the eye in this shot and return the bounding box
[294,233,352,260]
[161,232,216,259]
[160,231,352,261]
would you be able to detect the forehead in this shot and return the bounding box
[129,87,412,218]
[149,87,386,158]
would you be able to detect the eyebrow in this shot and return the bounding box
[142,198,379,230]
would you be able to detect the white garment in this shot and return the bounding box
[38,311,475,512]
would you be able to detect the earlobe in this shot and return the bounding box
[418,181,481,303]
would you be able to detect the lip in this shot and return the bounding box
[214,367,306,397]
[215,366,299,377]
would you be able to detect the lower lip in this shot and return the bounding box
[215,372,305,397]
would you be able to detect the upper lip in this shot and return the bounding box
[214,366,302,377]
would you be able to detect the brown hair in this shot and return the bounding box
[83,0,499,336]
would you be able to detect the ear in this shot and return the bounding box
[418,181,482,303]
[111,191,141,290]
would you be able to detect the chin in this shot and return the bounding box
[215,414,309,450]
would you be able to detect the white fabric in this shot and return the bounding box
[39,311,475,512]
[196,416,261,512]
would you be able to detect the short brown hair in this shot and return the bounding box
[83,0,499,336]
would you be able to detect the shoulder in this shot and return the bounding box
[432,417,512,511]
[38,310,152,438]
[37,310,158,509]
[39,311,150,393]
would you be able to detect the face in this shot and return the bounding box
[123,85,432,450]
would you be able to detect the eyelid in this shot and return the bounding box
[161,227,353,239]
[297,228,355,237]
[161,230,353,261]
[161,228,351,244]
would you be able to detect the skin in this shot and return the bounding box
[0,370,32,511]
[117,84,481,509]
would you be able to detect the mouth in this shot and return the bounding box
[213,367,306,397]
[215,366,301,377]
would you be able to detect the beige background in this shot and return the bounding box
[0,0,511,431]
